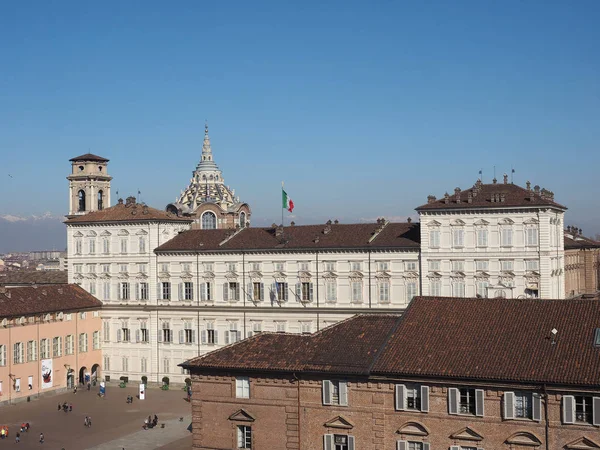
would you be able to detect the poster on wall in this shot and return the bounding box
[41,359,53,389]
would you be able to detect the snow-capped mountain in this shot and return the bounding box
[0,213,65,253]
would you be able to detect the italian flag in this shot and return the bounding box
[282,188,294,213]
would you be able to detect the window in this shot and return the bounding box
[88,282,96,296]
[161,263,170,273]
[475,260,489,271]
[325,280,337,302]
[120,282,130,300]
[75,238,82,255]
[249,282,262,301]
[226,322,240,344]
[476,280,489,298]
[322,380,348,406]
[204,262,214,272]
[350,261,362,271]
[275,321,286,332]
[182,263,192,272]
[298,282,313,302]
[227,263,237,273]
[239,212,247,228]
[120,238,128,254]
[526,260,539,271]
[395,384,429,412]
[526,227,538,246]
[236,376,250,398]
[299,262,309,271]
[453,228,464,247]
[80,311,87,320]
[595,328,600,348]
[119,321,130,342]
[92,331,99,350]
[138,236,146,253]
[202,322,217,345]
[250,262,260,271]
[200,282,213,301]
[103,282,111,300]
[406,281,417,301]
[377,261,389,271]
[378,280,390,303]
[224,282,240,301]
[65,335,74,355]
[119,264,128,273]
[514,392,533,419]
[429,229,440,248]
[74,264,83,273]
[88,239,96,254]
[102,238,110,254]
[182,321,195,344]
[452,281,465,297]
[274,282,288,302]
[477,228,488,247]
[13,342,24,364]
[429,260,441,271]
[53,337,62,357]
[448,388,484,416]
[78,190,86,212]
[396,442,427,450]
[160,322,172,343]
[40,338,50,359]
[501,260,514,271]
[161,282,171,300]
[201,211,217,229]
[140,357,147,373]
[237,425,252,449]
[138,263,147,273]
[183,282,194,300]
[429,279,441,296]
[122,357,129,372]
[103,321,110,342]
[324,434,355,450]
[102,264,110,273]
[104,356,110,371]
[350,281,362,303]
[139,321,149,343]
[27,340,37,362]
[274,262,285,272]
[248,322,262,338]
[0,344,5,366]
[139,282,148,301]
[575,395,593,424]
[452,260,465,272]
[324,261,336,272]
[502,228,513,247]
[79,333,88,352]
[405,261,417,271]
[97,190,104,210]
[300,322,312,334]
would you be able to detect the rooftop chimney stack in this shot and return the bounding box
[454,188,461,203]
[467,191,473,203]
[427,195,437,204]
[444,192,450,204]
[503,173,508,184]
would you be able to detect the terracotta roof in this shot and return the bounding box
[69,153,109,162]
[564,233,600,250]
[416,180,566,211]
[184,297,600,387]
[156,222,420,252]
[0,284,102,319]
[0,271,67,286]
[65,199,193,224]
[372,297,600,387]
[181,315,401,375]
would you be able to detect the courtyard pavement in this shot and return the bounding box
[0,385,192,450]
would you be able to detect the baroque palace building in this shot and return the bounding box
[64,130,596,384]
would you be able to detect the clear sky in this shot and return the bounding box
[1,1,599,233]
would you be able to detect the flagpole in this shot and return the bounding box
[281,181,284,227]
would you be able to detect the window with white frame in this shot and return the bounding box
[452,280,466,297]
[350,281,362,303]
[248,321,262,338]
[161,263,169,273]
[501,228,513,247]
[160,322,172,343]
[102,238,110,254]
[161,282,171,300]
[378,280,390,303]
[120,282,130,300]
[350,261,362,271]
[236,376,250,398]
[406,281,417,301]
[300,321,312,334]
[237,425,252,449]
[475,260,489,271]
[452,260,465,272]
[251,282,263,301]
[103,282,110,300]
[104,355,110,371]
[65,335,74,355]
[227,262,237,273]
[13,342,24,364]
[88,282,96,296]
[526,227,538,246]
[119,320,130,342]
[322,380,348,406]
[325,280,337,302]
[139,282,148,301]
[139,321,149,343]
[53,336,62,357]
[79,333,88,352]
[102,263,110,273]
[103,321,110,342]
[275,321,286,332]
[324,261,336,272]
[429,260,441,271]
[250,262,260,271]
[26,340,37,362]
[74,264,83,273]
[40,338,49,359]
[183,321,195,344]
[476,280,489,297]
[119,264,128,273]
[396,442,426,450]
[202,322,217,345]
[140,357,147,373]
[122,356,129,372]
[395,383,429,412]
[163,358,170,374]
[324,434,355,450]
[274,262,285,271]
[405,261,417,271]
[526,260,539,271]
[453,228,464,247]
[88,264,96,273]
[226,322,240,344]
[429,229,440,248]
[477,228,488,247]
[298,262,309,271]
[89,238,96,254]
[298,282,313,302]
[377,261,389,271]
[138,263,147,274]
[448,387,484,416]
[93,331,99,349]
[501,260,514,271]
[200,281,213,301]
[120,238,128,254]
[182,262,191,272]
[574,395,594,424]
[184,281,194,300]
[204,262,214,272]
[0,344,6,366]
[75,238,82,255]
[224,282,240,301]
[429,279,441,296]
[138,236,146,253]
[274,282,288,302]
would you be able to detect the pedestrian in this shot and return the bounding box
[84,416,88,427]
[15,432,20,443]
[87,382,91,391]
[74,386,77,394]
[39,432,44,443]
[69,403,73,412]
[88,416,92,427]
[57,403,61,411]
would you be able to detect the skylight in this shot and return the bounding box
[594,328,600,347]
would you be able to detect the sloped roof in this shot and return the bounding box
[156,222,420,252]
[65,199,193,224]
[416,181,566,211]
[0,270,67,286]
[181,315,401,375]
[0,284,102,318]
[564,234,600,250]
[184,297,600,387]
[69,153,109,162]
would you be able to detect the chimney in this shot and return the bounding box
[493,177,497,184]
[467,191,473,203]
[142,205,149,215]
[125,196,136,206]
[407,217,412,224]
[567,225,572,233]
[427,195,437,204]
[118,198,124,205]
[500,193,505,203]
[454,188,461,203]
[534,185,540,195]
[323,223,332,235]
[579,228,583,235]
[275,225,284,238]
[526,181,531,191]
[334,219,339,224]
[290,221,295,226]
[444,192,450,204]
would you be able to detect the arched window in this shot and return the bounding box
[239,212,246,228]
[78,190,86,212]
[98,190,104,210]
[202,211,217,230]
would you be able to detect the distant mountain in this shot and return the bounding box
[0,213,66,253]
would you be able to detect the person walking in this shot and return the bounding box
[39,432,44,443]
[84,416,88,427]
[87,416,92,427]
[15,432,20,443]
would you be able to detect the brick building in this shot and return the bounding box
[183,297,600,450]
[0,284,102,404]
[564,226,600,298]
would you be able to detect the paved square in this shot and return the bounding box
[0,385,192,449]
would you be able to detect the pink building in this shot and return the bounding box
[0,284,102,404]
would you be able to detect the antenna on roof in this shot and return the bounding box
[478,168,483,182]
[137,189,142,203]
[511,167,515,184]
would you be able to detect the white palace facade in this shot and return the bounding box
[65,134,567,384]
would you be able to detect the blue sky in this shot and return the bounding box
[1,1,599,233]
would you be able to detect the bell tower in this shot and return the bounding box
[67,153,112,217]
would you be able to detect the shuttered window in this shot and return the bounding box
[322,380,348,406]
[324,434,354,450]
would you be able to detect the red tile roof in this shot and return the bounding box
[564,234,600,250]
[156,222,420,252]
[416,181,566,211]
[0,271,68,286]
[184,297,600,387]
[65,200,193,224]
[69,153,109,162]
[181,315,401,375]
[0,284,102,319]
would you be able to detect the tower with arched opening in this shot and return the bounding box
[67,153,112,217]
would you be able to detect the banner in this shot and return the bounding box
[41,359,53,389]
